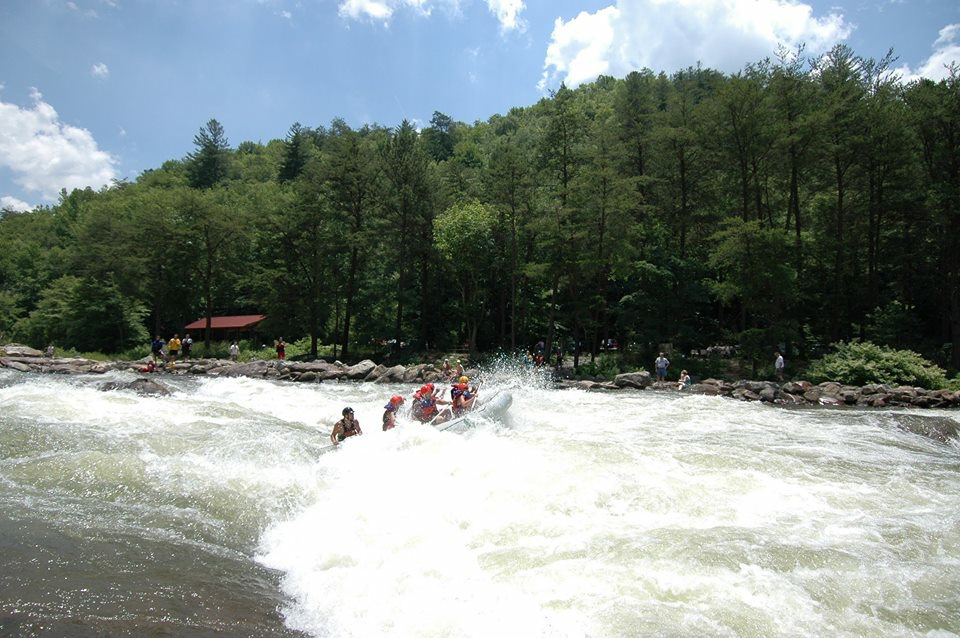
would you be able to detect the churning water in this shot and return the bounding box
[1,367,959,637]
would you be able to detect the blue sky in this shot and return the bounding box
[1,0,958,211]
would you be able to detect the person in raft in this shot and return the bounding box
[382,395,405,431]
[411,383,452,425]
[330,407,362,445]
[451,376,479,416]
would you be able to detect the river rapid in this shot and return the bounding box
[1,367,958,637]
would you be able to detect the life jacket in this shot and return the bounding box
[412,396,437,421]
[337,418,360,441]
[382,409,396,431]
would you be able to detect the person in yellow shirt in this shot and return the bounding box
[167,334,182,363]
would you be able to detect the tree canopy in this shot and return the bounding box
[2,48,959,375]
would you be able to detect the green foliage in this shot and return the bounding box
[806,341,948,389]
[0,59,957,373]
[13,276,149,354]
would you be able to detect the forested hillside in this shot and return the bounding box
[1,46,958,372]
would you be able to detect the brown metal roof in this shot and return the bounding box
[183,315,266,330]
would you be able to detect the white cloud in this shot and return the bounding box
[487,0,526,32]
[338,0,522,30]
[280,10,292,19]
[892,23,960,83]
[0,88,117,203]
[1,196,33,212]
[539,0,851,90]
[91,62,110,79]
[338,0,429,22]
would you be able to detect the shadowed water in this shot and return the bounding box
[1,367,958,637]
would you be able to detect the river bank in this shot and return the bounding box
[4,343,960,412]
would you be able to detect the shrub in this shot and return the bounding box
[805,341,947,389]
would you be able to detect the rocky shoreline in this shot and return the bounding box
[3,343,960,410]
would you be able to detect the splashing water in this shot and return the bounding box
[1,367,958,637]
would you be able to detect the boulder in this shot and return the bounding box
[0,344,43,357]
[685,383,720,395]
[781,381,809,395]
[895,414,959,443]
[365,364,387,381]
[403,364,426,383]
[344,359,376,380]
[376,365,407,383]
[0,358,32,372]
[732,388,761,402]
[759,386,779,403]
[614,371,651,389]
[98,378,172,396]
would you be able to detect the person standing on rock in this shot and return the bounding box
[167,334,181,363]
[775,352,785,381]
[275,338,286,360]
[655,352,670,382]
[151,335,164,362]
[229,342,239,361]
[182,333,193,360]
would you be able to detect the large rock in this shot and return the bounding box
[614,371,651,389]
[895,414,959,443]
[0,358,32,372]
[0,344,43,357]
[344,359,376,380]
[365,364,388,381]
[98,378,172,396]
[685,383,721,395]
[377,365,407,383]
[403,364,426,383]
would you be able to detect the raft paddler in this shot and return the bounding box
[330,406,362,445]
[382,395,405,431]
[451,375,479,415]
[411,383,452,425]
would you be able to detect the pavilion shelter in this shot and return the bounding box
[183,314,267,346]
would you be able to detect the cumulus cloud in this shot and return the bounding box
[1,196,33,212]
[338,0,524,31]
[338,0,431,22]
[539,0,851,90]
[487,0,526,32]
[91,62,109,79]
[0,88,117,203]
[893,24,960,83]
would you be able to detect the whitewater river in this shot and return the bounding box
[1,367,958,637]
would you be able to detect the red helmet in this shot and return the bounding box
[390,395,404,406]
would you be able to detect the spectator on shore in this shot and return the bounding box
[151,336,164,362]
[775,352,785,381]
[677,370,691,390]
[167,334,181,363]
[182,333,193,360]
[229,342,239,361]
[441,358,453,379]
[655,352,670,382]
[45,343,55,358]
[276,337,285,360]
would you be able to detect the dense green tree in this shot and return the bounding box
[187,119,231,189]
[434,200,497,352]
